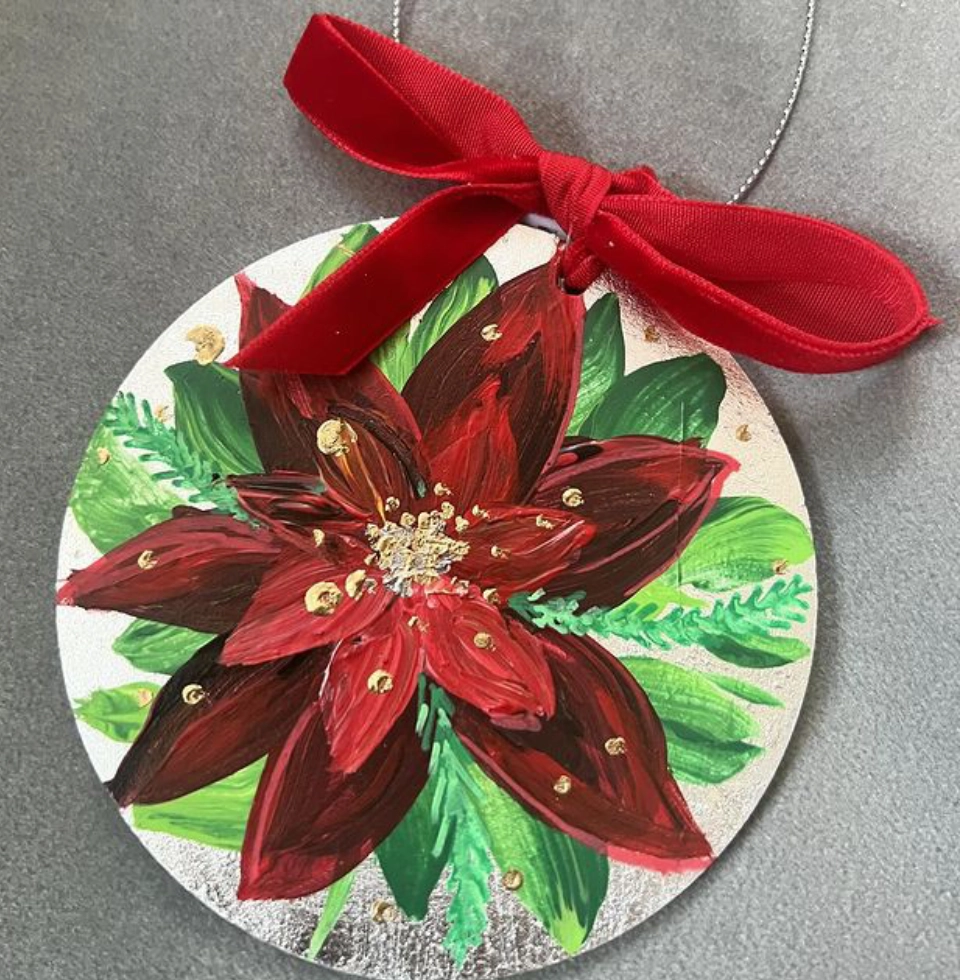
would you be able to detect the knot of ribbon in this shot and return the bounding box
[230,14,934,376]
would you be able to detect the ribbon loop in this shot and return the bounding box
[229,14,934,376]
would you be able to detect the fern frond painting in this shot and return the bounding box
[56,223,816,979]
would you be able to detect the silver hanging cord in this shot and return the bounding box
[389,0,817,205]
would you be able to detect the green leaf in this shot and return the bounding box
[473,770,608,954]
[132,760,265,850]
[112,619,214,675]
[409,256,498,367]
[621,657,760,744]
[581,353,726,444]
[377,777,452,920]
[697,626,810,669]
[301,223,380,298]
[660,725,763,785]
[73,682,160,742]
[164,361,260,476]
[679,496,814,591]
[372,323,417,391]
[703,672,785,707]
[69,422,181,553]
[306,872,356,961]
[569,293,625,433]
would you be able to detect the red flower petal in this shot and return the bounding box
[220,541,393,665]
[421,593,555,729]
[404,263,584,506]
[321,606,423,773]
[109,637,329,806]
[236,274,426,516]
[452,629,712,871]
[532,436,736,607]
[238,699,427,900]
[57,508,280,634]
[456,503,594,599]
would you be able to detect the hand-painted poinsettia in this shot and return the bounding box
[58,262,736,900]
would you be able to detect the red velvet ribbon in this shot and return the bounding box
[230,14,934,376]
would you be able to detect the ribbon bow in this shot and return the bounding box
[231,14,934,376]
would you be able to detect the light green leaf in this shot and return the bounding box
[306,872,356,961]
[569,293,625,433]
[661,726,763,785]
[621,657,760,744]
[697,627,810,669]
[112,619,213,675]
[69,422,181,553]
[473,769,608,954]
[409,256,498,367]
[703,672,785,707]
[372,321,417,391]
[581,353,726,444]
[73,682,160,742]
[301,223,380,298]
[164,361,260,476]
[679,496,814,591]
[132,760,265,850]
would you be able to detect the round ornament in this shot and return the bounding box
[57,221,817,979]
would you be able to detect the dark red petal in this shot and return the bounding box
[239,699,427,899]
[421,593,554,728]
[404,262,584,506]
[109,637,329,806]
[57,509,280,634]
[221,541,393,666]
[452,629,712,871]
[456,503,594,598]
[321,605,423,772]
[228,471,363,549]
[532,436,736,607]
[236,274,426,515]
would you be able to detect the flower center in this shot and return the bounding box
[367,508,469,595]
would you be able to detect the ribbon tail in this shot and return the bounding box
[229,186,524,375]
[591,203,935,373]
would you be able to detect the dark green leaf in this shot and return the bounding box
[301,223,380,297]
[581,353,726,444]
[698,627,810,669]
[73,682,160,742]
[569,293,625,433]
[679,496,814,591]
[661,723,763,785]
[112,619,214,675]
[164,361,260,477]
[621,657,760,744]
[703,672,784,707]
[306,872,356,961]
[69,422,181,553]
[132,760,265,850]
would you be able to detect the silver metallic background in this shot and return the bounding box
[2,1,958,979]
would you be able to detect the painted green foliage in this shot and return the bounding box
[67,228,816,964]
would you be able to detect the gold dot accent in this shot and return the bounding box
[312,529,325,548]
[553,775,572,795]
[473,632,494,650]
[316,418,355,456]
[480,323,502,342]
[501,869,524,891]
[186,325,225,365]
[482,587,501,604]
[304,581,343,615]
[561,487,584,508]
[471,504,489,520]
[95,447,111,465]
[400,512,416,528]
[439,501,455,519]
[773,558,790,575]
[137,550,158,570]
[455,515,470,533]
[736,423,752,442]
[490,545,508,559]
[370,899,399,923]
[385,496,400,512]
[153,404,170,423]
[604,736,627,756]
[434,482,452,496]
[535,514,555,529]
[181,683,206,706]
[344,569,372,599]
[407,615,427,631]
[134,688,154,708]
[367,669,395,695]
[643,325,661,343]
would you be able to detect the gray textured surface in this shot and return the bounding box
[1,1,957,979]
